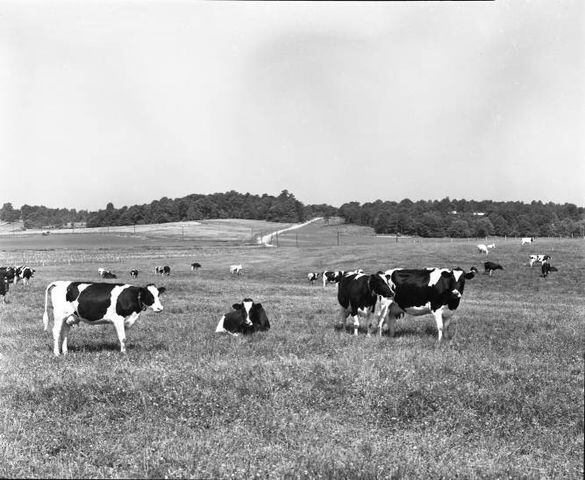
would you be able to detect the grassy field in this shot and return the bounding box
[0,224,583,478]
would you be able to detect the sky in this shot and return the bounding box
[0,1,583,211]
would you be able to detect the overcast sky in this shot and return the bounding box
[1,1,583,211]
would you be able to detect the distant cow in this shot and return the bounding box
[337,271,395,336]
[378,267,478,341]
[477,244,489,255]
[521,237,535,246]
[155,266,171,276]
[215,298,270,335]
[98,268,106,277]
[229,264,243,275]
[322,270,344,288]
[101,271,117,279]
[15,266,35,285]
[307,272,320,284]
[541,261,558,278]
[0,272,10,302]
[130,269,139,278]
[529,254,550,267]
[43,281,166,356]
[484,261,503,276]
[191,262,201,271]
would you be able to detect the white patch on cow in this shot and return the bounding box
[452,270,463,282]
[428,269,447,286]
[215,314,227,333]
[452,289,461,298]
[147,285,164,312]
[243,300,253,325]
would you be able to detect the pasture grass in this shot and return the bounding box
[0,234,583,478]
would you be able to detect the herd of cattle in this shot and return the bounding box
[0,237,559,356]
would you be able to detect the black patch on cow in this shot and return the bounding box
[0,274,9,297]
[116,286,146,316]
[75,283,119,321]
[338,273,393,315]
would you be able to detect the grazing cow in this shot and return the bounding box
[14,266,35,285]
[521,237,535,246]
[229,264,243,275]
[155,265,171,275]
[322,270,344,288]
[477,244,495,255]
[101,271,117,279]
[307,272,320,284]
[484,261,503,276]
[0,273,10,302]
[191,262,201,271]
[130,269,139,278]
[529,254,550,267]
[337,271,395,336]
[215,298,270,335]
[378,266,478,341]
[541,260,558,278]
[43,281,166,356]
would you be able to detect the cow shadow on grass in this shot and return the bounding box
[63,341,168,353]
[334,323,445,339]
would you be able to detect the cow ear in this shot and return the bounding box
[254,302,263,309]
[232,303,243,310]
[158,287,166,295]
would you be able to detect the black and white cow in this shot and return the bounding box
[101,271,117,279]
[0,267,16,285]
[191,262,201,271]
[521,237,535,246]
[483,261,503,276]
[337,271,395,336]
[155,265,171,276]
[97,268,106,277]
[0,272,10,302]
[322,270,344,288]
[307,272,320,284]
[130,269,139,278]
[15,266,35,285]
[378,267,478,341]
[541,261,558,278]
[43,281,166,356]
[215,298,270,335]
[529,254,550,267]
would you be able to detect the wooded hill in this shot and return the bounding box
[1,190,583,237]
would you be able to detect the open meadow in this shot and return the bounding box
[0,222,583,479]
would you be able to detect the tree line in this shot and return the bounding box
[1,192,583,237]
[339,198,585,238]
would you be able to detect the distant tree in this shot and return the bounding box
[0,202,20,223]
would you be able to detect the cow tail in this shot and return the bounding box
[43,282,57,331]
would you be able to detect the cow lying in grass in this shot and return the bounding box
[215,299,270,336]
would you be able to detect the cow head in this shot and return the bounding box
[446,267,477,309]
[232,298,270,332]
[140,284,166,312]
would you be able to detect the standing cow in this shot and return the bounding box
[377,267,478,341]
[521,237,535,246]
[307,272,320,285]
[43,281,166,356]
[337,271,395,336]
[229,264,243,275]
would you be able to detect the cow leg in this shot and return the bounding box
[60,323,71,355]
[432,309,444,342]
[112,319,127,353]
[52,314,67,356]
[353,315,360,336]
